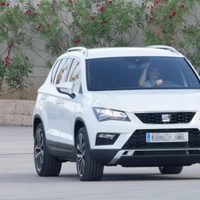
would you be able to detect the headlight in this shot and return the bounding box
[93,107,130,122]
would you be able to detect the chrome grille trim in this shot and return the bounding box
[135,112,195,124]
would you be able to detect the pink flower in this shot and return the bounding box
[99,6,105,12]
[3,55,12,67]
[25,9,33,15]
[0,2,6,6]
[169,10,176,19]
[0,2,10,6]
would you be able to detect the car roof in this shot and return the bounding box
[59,47,184,60]
[86,47,183,59]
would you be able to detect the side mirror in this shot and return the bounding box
[56,82,75,98]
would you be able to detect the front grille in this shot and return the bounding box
[135,112,195,124]
[123,129,200,149]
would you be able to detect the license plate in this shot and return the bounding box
[146,132,188,143]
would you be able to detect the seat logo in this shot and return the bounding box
[161,114,171,122]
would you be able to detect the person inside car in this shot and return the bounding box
[139,65,163,87]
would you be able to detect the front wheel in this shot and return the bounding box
[159,166,183,174]
[76,127,104,181]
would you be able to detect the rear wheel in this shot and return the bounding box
[34,123,62,176]
[76,127,104,181]
[159,166,183,174]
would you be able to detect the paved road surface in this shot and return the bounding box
[0,127,200,200]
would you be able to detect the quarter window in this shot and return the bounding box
[54,58,74,85]
[51,60,62,83]
[54,59,68,84]
[67,59,81,93]
[59,58,73,83]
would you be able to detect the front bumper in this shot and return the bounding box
[91,128,200,166]
[91,148,200,167]
[86,110,200,166]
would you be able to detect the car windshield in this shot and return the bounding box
[86,57,200,91]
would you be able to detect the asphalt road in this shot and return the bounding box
[1,127,200,200]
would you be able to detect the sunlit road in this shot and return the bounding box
[0,127,200,200]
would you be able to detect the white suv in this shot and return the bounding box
[33,46,200,181]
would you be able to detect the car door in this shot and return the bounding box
[54,58,82,147]
[45,58,73,143]
[40,59,63,140]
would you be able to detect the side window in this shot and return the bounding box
[67,59,81,93]
[54,59,68,84]
[59,58,73,83]
[51,60,62,83]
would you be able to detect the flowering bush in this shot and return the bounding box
[182,1,200,67]
[0,2,33,96]
[31,0,143,54]
[0,0,199,98]
[184,26,200,67]
[68,0,143,47]
[144,0,200,67]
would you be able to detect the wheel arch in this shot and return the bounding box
[74,118,87,145]
[33,115,43,137]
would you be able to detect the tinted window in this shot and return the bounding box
[54,59,68,84]
[51,60,62,83]
[67,59,81,93]
[86,57,200,91]
[54,58,74,85]
[59,58,73,83]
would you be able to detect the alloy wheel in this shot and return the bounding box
[76,133,86,177]
[34,128,44,172]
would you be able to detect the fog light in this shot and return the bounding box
[96,133,120,145]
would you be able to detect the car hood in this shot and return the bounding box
[89,90,200,112]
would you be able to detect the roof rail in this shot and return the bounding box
[146,45,180,55]
[67,47,88,56]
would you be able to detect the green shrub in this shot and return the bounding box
[0,0,199,97]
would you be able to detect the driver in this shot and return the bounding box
[140,65,163,87]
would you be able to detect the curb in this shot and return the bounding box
[0,100,35,126]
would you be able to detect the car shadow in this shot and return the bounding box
[59,171,200,182]
[101,173,200,182]
[1,172,200,183]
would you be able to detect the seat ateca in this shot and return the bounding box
[33,46,200,181]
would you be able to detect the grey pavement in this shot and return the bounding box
[1,127,200,200]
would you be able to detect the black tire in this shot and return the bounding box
[75,127,104,181]
[159,166,183,174]
[34,123,62,176]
